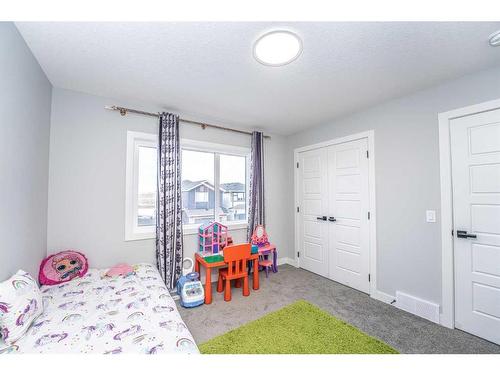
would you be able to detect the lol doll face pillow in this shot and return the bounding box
[39,251,88,285]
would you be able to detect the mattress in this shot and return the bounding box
[0,263,199,354]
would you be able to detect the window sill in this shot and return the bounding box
[124,222,248,240]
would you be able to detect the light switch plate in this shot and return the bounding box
[426,210,436,223]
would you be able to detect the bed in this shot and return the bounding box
[0,263,199,354]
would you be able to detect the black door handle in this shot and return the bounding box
[328,216,337,222]
[456,230,477,239]
[316,216,327,221]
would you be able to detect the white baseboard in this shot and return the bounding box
[278,257,298,267]
[371,290,396,305]
[395,291,440,324]
[372,289,441,324]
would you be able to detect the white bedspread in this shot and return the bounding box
[1,264,198,354]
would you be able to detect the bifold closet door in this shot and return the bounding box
[297,147,329,277]
[327,138,370,293]
[298,138,370,293]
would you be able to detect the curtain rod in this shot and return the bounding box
[104,105,270,139]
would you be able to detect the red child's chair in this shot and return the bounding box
[216,244,251,302]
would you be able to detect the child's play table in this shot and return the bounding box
[194,252,260,304]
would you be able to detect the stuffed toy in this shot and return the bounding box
[105,263,135,277]
[39,250,88,285]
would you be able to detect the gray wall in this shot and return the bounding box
[288,65,500,305]
[0,23,52,280]
[47,88,291,270]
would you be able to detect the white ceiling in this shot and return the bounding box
[16,22,500,135]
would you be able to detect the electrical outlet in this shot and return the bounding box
[426,210,436,223]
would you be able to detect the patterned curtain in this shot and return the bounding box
[156,112,183,290]
[247,131,265,240]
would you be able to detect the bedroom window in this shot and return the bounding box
[125,131,158,241]
[181,139,250,234]
[126,133,249,240]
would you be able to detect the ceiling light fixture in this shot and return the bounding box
[253,30,302,66]
[489,30,500,47]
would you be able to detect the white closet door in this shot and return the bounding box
[328,138,370,293]
[451,108,500,345]
[297,137,371,293]
[297,147,329,277]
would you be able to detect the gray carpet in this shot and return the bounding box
[177,265,500,354]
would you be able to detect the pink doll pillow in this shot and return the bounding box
[39,250,88,286]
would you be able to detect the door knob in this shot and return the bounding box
[456,230,477,239]
[328,216,337,222]
[316,216,327,221]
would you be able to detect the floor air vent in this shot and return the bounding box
[395,291,440,324]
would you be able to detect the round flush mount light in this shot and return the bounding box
[489,30,500,47]
[253,30,302,66]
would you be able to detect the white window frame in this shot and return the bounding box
[126,134,250,240]
[125,131,158,241]
[181,138,250,235]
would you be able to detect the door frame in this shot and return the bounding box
[293,130,377,297]
[438,98,500,329]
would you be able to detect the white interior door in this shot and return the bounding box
[297,137,371,293]
[297,147,329,277]
[451,108,500,345]
[328,138,370,293]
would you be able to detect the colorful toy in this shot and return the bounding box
[177,272,204,308]
[39,250,88,285]
[221,233,233,250]
[177,258,204,308]
[251,225,278,274]
[105,263,135,277]
[251,224,270,247]
[258,256,274,278]
[198,221,228,257]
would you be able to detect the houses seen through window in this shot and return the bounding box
[126,132,249,241]
[181,149,247,226]
[181,150,215,226]
[219,154,247,222]
[195,189,209,203]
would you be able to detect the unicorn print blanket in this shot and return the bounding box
[1,264,198,354]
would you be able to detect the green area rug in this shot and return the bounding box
[199,300,398,354]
